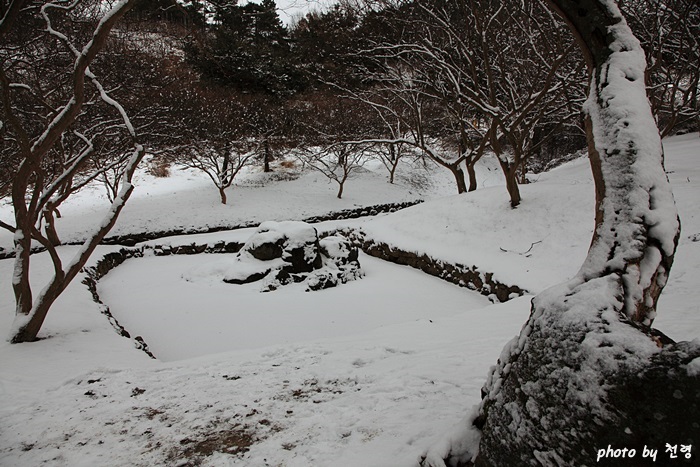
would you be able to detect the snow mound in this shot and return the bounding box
[183,221,363,292]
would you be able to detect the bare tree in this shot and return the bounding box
[293,92,376,199]
[622,0,700,136]
[347,63,476,194]
[502,4,583,196]
[351,0,586,203]
[371,133,414,185]
[385,1,500,193]
[422,0,696,465]
[300,143,369,199]
[0,0,145,344]
[416,0,585,206]
[179,140,257,205]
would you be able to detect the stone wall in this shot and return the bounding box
[329,229,527,303]
[81,247,155,358]
[0,200,423,258]
[81,220,525,360]
[100,200,423,247]
[81,241,245,359]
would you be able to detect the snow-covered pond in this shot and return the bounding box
[98,252,491,361]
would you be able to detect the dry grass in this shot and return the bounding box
[147,159,171,178]
[169,425,256,466]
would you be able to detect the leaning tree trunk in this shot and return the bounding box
[466,162,477,192]
[11,158,143,344]
[7,0,144,344]
[337,180,345,199]
[423,1,699,466]
[218,186,227,205]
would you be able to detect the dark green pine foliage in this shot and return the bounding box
[186,0,305,96]
[126,0,206,28]
[289,4,411,91]
[290,5,363,89]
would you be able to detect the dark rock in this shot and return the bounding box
[248,238,285,261]
[319,236,359,266]
[307,271,338,291]
[242,221,322,273]
[223,269,271,285]
[474,305,700,467]
[226,223,363,292]
[282,243,322,273]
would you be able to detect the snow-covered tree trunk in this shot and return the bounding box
[423,1,699,466]
[3,0,145,344]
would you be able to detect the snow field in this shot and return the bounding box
[97,252,492,361]
[0,135,698,465]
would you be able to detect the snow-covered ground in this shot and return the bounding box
[0,135,698,466]
[0,155,503,251]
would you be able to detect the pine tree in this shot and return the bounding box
[186,0,305,96]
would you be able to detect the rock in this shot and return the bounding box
[248,238,285,261]
[319,236,359,265]
[224,222,362,292]
[306,271,338,291]
[242,221,321,273]
[223,269,271,285]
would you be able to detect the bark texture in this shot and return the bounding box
[451,165,468,195]
[473,1,698,465]
[423,1,699,466]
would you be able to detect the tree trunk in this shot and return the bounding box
[6,0,143,344]
[499,160,521,208]
[264,139,272,173]
[466,162,477,192]
[43,209,61,247]
[11,278,63,343]
[219,186,227,205]
[337,182,344,199]
[388,145,397,184]
[450,165,468,194]
[474,1,694,465]
[11,174,142,343]
[423,1,698,466]
[12,221,33,318]
[505,171,520,208]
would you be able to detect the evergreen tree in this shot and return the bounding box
[290,5,362,88]
[126,0,206,29]
[186,0,306,96]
